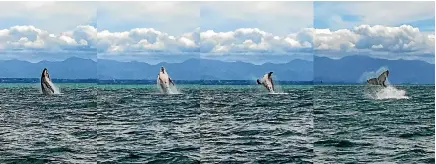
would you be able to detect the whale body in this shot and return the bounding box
[367,70,389,87]
[257,72,275,93]
[156,67,175,94]
[40,68,55,95]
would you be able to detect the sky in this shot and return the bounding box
[313,1,435,64]
[0,2,96,62]
[200,2,313,64]
[0,2,434,64]
[96,2,200,64]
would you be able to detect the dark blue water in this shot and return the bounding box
[200,85,314,163]
[0,84,434,163]
[313,85,435,163]
[0,84,96,163]
[97,85,200,163]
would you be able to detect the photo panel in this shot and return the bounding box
[0,1,433,164]
[313,2,435,163]
[0,2,98,163]
[199,2,314,163]
[97,2,200,163]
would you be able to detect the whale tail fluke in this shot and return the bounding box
[367,70,389,87]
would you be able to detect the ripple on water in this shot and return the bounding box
[314,85,435,163]
[0,84,97,163]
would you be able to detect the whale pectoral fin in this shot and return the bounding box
[270,78,275,91]
[169,78,175,85]
[44,81,54,93]
[268,72,273,78]
[377,70,388,85]
[256,79,261,85]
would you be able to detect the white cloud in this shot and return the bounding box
[0,2,96,33]
[200,28,313,54]
[97,28,199,54]
[0,24,433,63]
[314,25,435,54]
[0,25,96,52]
[97,24,434,58]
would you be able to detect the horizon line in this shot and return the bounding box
[0,78,433,85]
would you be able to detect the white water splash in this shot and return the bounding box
[269,92,289,95]
[46,77,61,94]
[168,84,181,94]
[268,86,287,94]
[366,86,408,100]
[156,83,181,95]
[359,66,389,83]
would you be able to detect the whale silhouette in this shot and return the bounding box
[257,72,275,93]
[367,70,389,87]
[40,68,55,95]
[157,67,175,94]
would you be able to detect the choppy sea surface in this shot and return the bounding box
[0,83,96,163]
[200,85,314,163]
[0,83,434,163]
[313,85,435,163]
[97,84,201,163]
[97,84,313,163]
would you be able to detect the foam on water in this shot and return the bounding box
[269,92,289,95]
[39,77,61,94]
[168,84,181,94]
[156,83,181,95]
[47,79,61,94]
[366,86,409,100]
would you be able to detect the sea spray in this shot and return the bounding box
[156,81,181,94]
[168,84,181,94]
[365,85,409,100]
[46,77,61,94]
[270,74,286,94]
[47,77,61,94]
[361,66,408,99]
[359,66,389,83]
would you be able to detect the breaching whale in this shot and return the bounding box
[157,67,175,94]
[367,70,389,87]
[257,72,275,93]
[40,68,55,95]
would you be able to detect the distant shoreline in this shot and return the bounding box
[0,78,433,85]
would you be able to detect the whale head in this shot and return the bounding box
[41,68,49,78]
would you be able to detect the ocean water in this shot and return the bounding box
[0,83,97,163]
[200,85,314,163]
[97,84,200,163]
[97,84,313,163]
[0,83,434,163]
[313,85,435,163]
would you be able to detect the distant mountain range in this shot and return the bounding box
[0,55,434,84]
[0,57,96,79]
[314,55,435,84]
[97,58,313,81]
